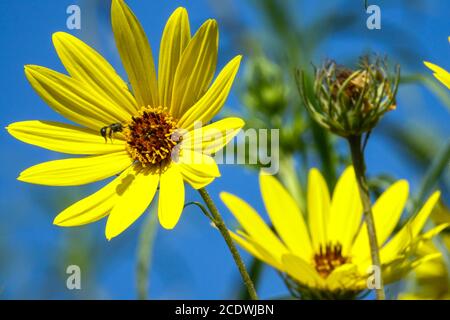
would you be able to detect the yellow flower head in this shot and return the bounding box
[7,0,244,239]
[221,167,447,299]
[424,36,450,89]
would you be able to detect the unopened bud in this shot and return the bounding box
[297,56,399,137]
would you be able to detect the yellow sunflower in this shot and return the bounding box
[221,167,448,299]
[7,0,243,239]
[424,36,450,89]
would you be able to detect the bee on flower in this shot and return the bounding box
[6,0,244,239]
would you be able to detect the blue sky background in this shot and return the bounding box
[0,0,448,299]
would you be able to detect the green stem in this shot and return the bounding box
[198,188,258,300]
[238,258,264,300]
[136,206,158,300]
[347,135,385,300]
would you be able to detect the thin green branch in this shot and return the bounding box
[238,258,264,300]
[348,134,385,300]
[184,201,214,221]
[198,188,258,300]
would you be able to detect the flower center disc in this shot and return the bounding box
[125,107,179,167]
[313,243,349,278]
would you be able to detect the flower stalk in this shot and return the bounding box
[298,56,399,300]
[348,134,385,300]
[198,188,258,300]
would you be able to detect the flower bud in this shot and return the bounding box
[298,56,399,137]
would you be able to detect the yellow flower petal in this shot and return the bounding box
[424,61,450,89]
[158,165,185,229]
[220,192,288,258]
[181,117,244,155]
[230,230,284,270]
[351,180,409,261]
[18,151,132,186]
[282,254,324,288]
[382,253,442,285]
[111,0,159,107]
[176,150,220,189]
[178,56,242,131]
[105,166,159,240]
[230,231,267,262]
[159,7,191,109]
[358,224,448,276]
[170,19,218,118]
[260,172,313,261]
[424,61,448,76]
[52,32,137,115]
[327,166,362,255]
[54,165,135,226]
[325,264,360,291]
[7,121,125,155]
[25,65,130,130]
[307,168,330,251]
[380,191,441,263]
[434,72,450,89]
[177,169,214,190]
